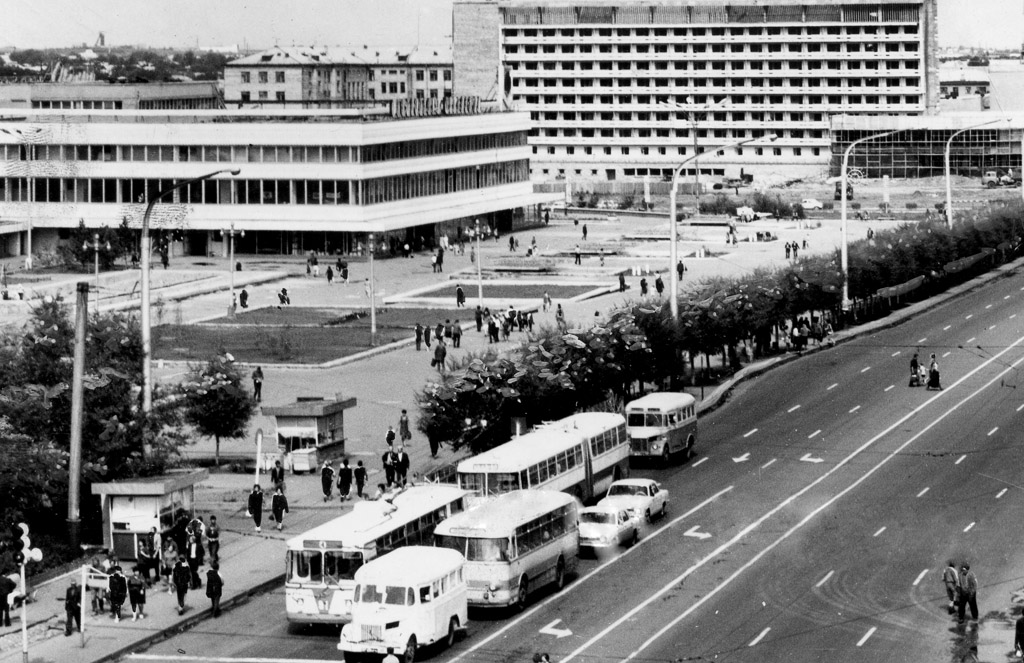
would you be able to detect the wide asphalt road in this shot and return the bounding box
[129,269,1024,663]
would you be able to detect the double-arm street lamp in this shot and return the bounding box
[944,119,1007,229]
[220,222,245,318]
[668,134,778,320]
[83,232,110,312]
[141,169,240,416]
[659,97,728,203]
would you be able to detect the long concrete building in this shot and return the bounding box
[454,0,940,183]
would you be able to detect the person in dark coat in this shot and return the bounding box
[655,275,665,296]
[395,447,411,487]
[239,288,249,309]
[186,534,202,590]
[1015,610,1024,659]
[127,568,147,621]
[171,559,191,614]
[337,460,353,501]
[270,460,286,494]
[206,516,221,565]
[0,574,15,627]
[434,322,444,343]
[618,273,626,292]
[640,278,648,296]
[456,284,466,308]
[64,579,82,635]
[247,484,264,533]
[415,323,423,351]
[399,410,412,443]
[108,566,128,622]
[271,487,289,531]
[424,324,432,348]
[433,342,447,374]
[206,563,224,618]
[320,461,334,502]
[381,446,396,488]
[452,321,462,348]
[354,461,367,499]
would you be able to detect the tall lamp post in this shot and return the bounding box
[220,223,244,318]
[945,119,1006,229]
[83,232,110,312]
[474,219,483,306]
[660,97,727,205]
[141,169,240,416]
[839,131,902,312]
[368,232,377,346]
[668,134,778,321]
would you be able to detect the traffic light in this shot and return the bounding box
[10,524,42,567]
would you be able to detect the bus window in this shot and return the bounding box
[419,586,431,603]
[324,551,364,581]
[288,550,323,583]
[359,583,384,604]
[459,473,485,492]
[627,411,645,427]
[435,534,467,556]
[487,472,521,495]
[645,412,662,427]
[466,537,511,562]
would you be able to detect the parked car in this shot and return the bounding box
[598,479,669,523]
[801,198,824,210]
[578,505,638,551]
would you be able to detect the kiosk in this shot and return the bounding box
[262,394,357,473]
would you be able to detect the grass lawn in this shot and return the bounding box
[407,283,603,300]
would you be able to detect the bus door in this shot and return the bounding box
[581,442,594,502]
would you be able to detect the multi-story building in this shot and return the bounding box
[0,106,546,260]
[224,45,453,108]
[454,0,939,183]
[0,81,223,110]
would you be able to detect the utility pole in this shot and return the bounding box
[67,282,88,550]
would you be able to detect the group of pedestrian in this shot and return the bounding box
[381,444,412,489]
[319,458,369,502]
[784,241,800,260]
[941,560,980,624]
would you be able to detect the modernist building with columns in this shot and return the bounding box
[454,0,940,183]
[0,105,547,259]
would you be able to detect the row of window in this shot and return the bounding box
[237,69,452,83]
[518,93,922,106]
[374,500,465,555]
[535,145,822,158]
[588,423,628,458]
[506,59,920,73]
[527,444,585,487]
[506,41,919,55]
[503,26,919,39]
[513,504,577,558]
[237,88,453,102]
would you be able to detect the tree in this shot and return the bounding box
[180,356,256,465]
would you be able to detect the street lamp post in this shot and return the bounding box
[840,131,902,312]
[220,223,244,318]
[474,219,483,306]
[141,169,240,416]
[668,134,778,321]
[83,232,110,312]
[945,119,1006,229]
[368,232,377,346]
[660,98,727,205]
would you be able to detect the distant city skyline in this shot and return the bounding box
[4,0,1022,51]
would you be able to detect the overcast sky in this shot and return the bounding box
[3,0,1021,50]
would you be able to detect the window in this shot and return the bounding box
[275,71,285,83]
[258,71,268,84]
[276,91,285,102]
[443,70,451,81]
[429,70,438,82]
[240,72,250,84]
[258,91,268,100]
[240,91,250,102]
[415,70,424,81]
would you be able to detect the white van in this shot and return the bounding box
[338,546,468,663]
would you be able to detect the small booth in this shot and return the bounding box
[90,469,209,561]
[262,393,357,473]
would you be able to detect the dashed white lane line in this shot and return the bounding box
[884,385,894,392]
[849,405,861,413]
[788,405,801,413]
[1017,404,1024,412]
[692,457,708,467]
[1012,314,1018,320]
[748,627,770,647]
[917,337,927,343]
[964,522,975,533]
[966,337,976,343]
[966,314,973,320]
[857,627,877,647]
[743,428,758,438]
[917,487,929,498]
[827,383,838,391]
[1005,295,1011,300]
[860,366,871,373]
[996,488,1008,499]
[891,351,901,357]
[955,454,967,465]
[913,569,929,586]
[989,325,997,330]
[943,351,951,358]
[873,526,886,537]
[808,429,821,439]
[986,304,993,309]
[943,325,952,331]
[815,570,834,588]
[988,427,999,436]
[761,459,777,470]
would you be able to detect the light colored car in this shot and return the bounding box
[801,198,824,210]
[598,479,669,523]
[578,505,638,550]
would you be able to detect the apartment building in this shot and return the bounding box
[454,0,939,183]
[0,81,222,110]
[224,45,453,108]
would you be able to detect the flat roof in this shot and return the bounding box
[91,469,209,496]
[833,112,1024,131]
[458,429,584,473]
[537,412,625,437]
[229,44,452,68]
[626,392,696,410]
[262,395,357,418]
[436,490,577,537]
[354,546,464,584]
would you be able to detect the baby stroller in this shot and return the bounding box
[909,365,926,387]
[926,368,943,390]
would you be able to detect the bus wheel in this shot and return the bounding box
[554,557,566,591]
[446,616,459,648]
[403,636,417,663]
[515,576,529,611]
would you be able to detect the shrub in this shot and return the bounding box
[699,194,740,215]
[906,202,918,210]
[619,193,635,210]
[851,202,861,210]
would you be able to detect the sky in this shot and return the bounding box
[3,0,1023,51]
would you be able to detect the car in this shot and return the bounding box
[578,505,638,551]
[598,479,669,523]
[801,198,824,211]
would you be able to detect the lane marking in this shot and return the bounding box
[448,486,735,663]
[964,522,975,533]
[857,627,877,647]
[884,385,894,392]
[743,428,758,438]
[955,454,967,465]
[788,405,801,413]
[891,351,901,357]
[761,459,777,469]
[849,405,861,413]
[861,366,871,373]
[1017,404,1024,412]
[966,337,976,343]
[1005,295,1011,300]
[129,657,340,662]
[966,314,973,320]
[815,570,834,588]
[917,487,929,498]
[873,526,886,537]
[692,457,708,467]
[990,325,997,331]
[808,429,821,439]
[943,325,952,331]
[996,488,1008,499]
[827,383,838,391]
[1012,314,1018,320]
[913,569,929,586]
[986,304,993,309]
[748,627,770,647]
[733,453,750,463]
[988,427,999,436]
[917,337,927,343]
[608,335,1024,663]
[943,351,951,358]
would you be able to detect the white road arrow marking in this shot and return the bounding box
[800,453,824,464]
[539,619,573,638]
[733,453,750,463]
[683,526,712,540]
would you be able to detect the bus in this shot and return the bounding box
[625,392,697,463]
[455,412,629,504]
[285,484,471,625]
[338,546,467,663]
[434,490,579,610]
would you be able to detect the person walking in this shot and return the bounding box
[395,446,411,487]
[432,341,447,374]
[582,224,588,241]
[381,445,396,488]
[136,538,155,587]
[320,460,335,502]
[543,291,552,312]
[452,321,462,348]
[640,277,649,296]
[354,461,367,499]
[172,558,191,615]
[0,573,15,627]
[251,366,264,402]
[618,273,626,293]
[555,304,566,332]
[677,260,685,281]
[434,321,444,344]
[399,410,412,444]
[270,460,286,494]
[108,565,128,622]
[655,275,664,297]
[337,459,353,501]
[474,306,483,332]
[64,579,82,636]
[456,284,465,308]
[385,425,397,448]
[942,560,960,614]
[239,288,249,309]
[247,484,265,533]
[206,563,224,618]
[424,323,432,348]
[341,263,349,283]
[128,569,147,621]
[958,564,979,623]
[574,244,582,265]
[186,534,202,589]
[326,265,334,285]
[415,323,423,351]
[271,486,289,531]
[161,540,178,592]
[206,516,221,565]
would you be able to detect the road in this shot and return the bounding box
[130,270,1024,663]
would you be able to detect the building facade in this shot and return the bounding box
[0,107,545,259]
[454,0,939,183]
[0,81,223,110]
[224,45,454,108]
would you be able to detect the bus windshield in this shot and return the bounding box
[436,535,511,562]
[287,550,364,584]
[627,412,663,427]
[355,583,413,606]
[487,472,521,495]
